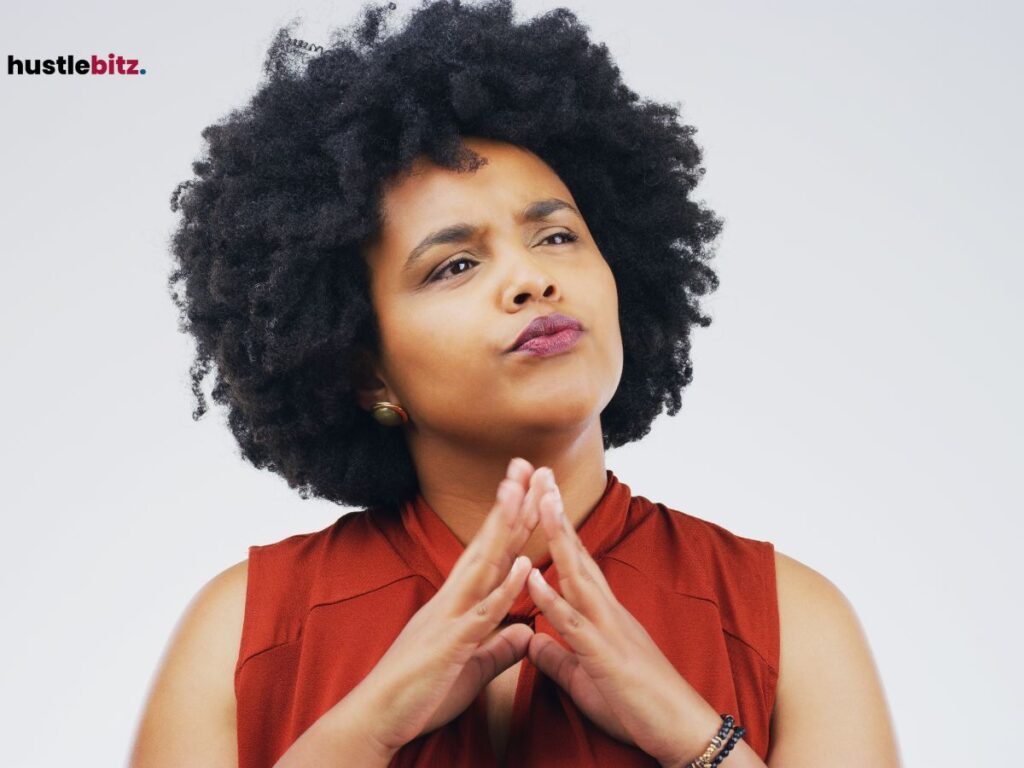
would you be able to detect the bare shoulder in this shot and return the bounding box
[128,558,250,768]
[767,550,901,767]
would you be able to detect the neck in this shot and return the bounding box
[408,418,608,565]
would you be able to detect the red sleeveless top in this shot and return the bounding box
[235,470,779,767]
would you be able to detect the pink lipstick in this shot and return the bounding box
[509,327,583,357]
[507,313,585,357]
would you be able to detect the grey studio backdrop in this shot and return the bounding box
[1,1,1020,765]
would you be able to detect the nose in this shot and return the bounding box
[501,249,561,308]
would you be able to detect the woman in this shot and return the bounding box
[130,1,900,766]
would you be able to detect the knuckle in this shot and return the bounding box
[483,553,511,577]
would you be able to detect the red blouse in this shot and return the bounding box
[235,470,779,766]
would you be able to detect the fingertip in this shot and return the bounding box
[529,567,552,593]
[509,555,531,581]
[507,458,533,485]
[511,457,532,476]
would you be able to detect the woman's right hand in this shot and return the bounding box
[345,457,552,756]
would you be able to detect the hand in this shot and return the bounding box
[347,457,543,756]
[524,469,723,767]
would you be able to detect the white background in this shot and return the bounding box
[1,1,1020,765]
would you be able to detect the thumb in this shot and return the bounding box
[528,632,578,691]
[469,622,534,686]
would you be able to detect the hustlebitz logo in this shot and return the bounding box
[7,53,146,76]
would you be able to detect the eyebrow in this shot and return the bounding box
[402,197,581,272]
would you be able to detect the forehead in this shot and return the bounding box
[377,139,573,238]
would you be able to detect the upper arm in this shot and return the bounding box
[129,559,249,768]
[766,551,901,767]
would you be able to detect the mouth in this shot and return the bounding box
[506,312,585,356]
[509,327,584,357]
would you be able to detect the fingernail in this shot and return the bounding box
[530,568,550,591]
[506,458,518,477]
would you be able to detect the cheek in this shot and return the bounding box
[587,260,620,332]
[592,264,624,380]
[378,304,488,396]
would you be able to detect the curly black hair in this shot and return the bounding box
[167,0,723,512]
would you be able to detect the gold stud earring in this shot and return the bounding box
[372,401,408,426]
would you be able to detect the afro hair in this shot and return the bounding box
[167,0,724,512]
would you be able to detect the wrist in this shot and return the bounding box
[330,682,401,764]
[272,685,398,768]
[660,701,730,768]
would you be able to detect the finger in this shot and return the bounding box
[527,565,604,659]
[444,457,537,609]
[503,458,541,549]
[456,554,533,644]
[467,622,534,684]
[527,632,579,692]
[448,457,533,588]
[462,456,532,565]
[508,456,534,486]
[546,477,613,594]
[488,481,545,585]
[521,465,551,531]
[537,488,614,623]
[445,477,528,607]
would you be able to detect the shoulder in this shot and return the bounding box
[158,557,250,694]
[773,550,858,675]
[200,558,250,634]
[769,550,901,766]
[772,549,873,675]
[178,558,249,660]
[129,559,249,767]
[200,557,250,602]
[774,549,847,620]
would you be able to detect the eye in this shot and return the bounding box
[426,255,480,283]
[425,230,580,284]
[540,230,579,247]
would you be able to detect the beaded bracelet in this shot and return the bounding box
[686,714,738,768]
[710,724,746,766]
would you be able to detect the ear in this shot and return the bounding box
[351,347,393,412]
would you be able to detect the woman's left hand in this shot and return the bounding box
[523,468,725,768]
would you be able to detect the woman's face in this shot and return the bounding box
[360,136,623,451]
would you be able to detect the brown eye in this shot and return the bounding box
[427,255,478,283]
[541,231,579,246]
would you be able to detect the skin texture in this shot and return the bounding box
[357,135,623,564]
